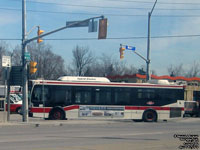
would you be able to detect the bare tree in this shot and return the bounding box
[185,61,200,77]
[72,45,94,76]
[12,45,21,66]
[167,64,185,77]
[0,41,11,63]
[83,62,104,77]
[96,53,137,76]
[124,65,138,75]
[0,41,11,80]
[97,53,116,76]
[113,61,137,75]
[12,42,67,80]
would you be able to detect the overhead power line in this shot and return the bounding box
[10,0,200,6]
[7,0,200,11]
[44,34,200,40]
[1,7,200,18]
[1,34,200,41]
[0,38,21,40]
[104,0,200,5]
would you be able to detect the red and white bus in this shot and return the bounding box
[29,76,185,122]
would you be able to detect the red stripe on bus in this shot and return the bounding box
[31,105,79,113]
[39,81,183,89]
[125,106,170,110]
[30,107,51,113]
[125,106,184,111]
[64,105,79,111]
[31,105,184,113]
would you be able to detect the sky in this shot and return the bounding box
[1,0,200,75]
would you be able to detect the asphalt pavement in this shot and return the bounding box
[0,114,200,150]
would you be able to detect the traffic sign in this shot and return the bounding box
[125,45,136,51]
[88,20,97,32]
[2,56,11,67]
[24,52,30,61]
[66,20,89,28]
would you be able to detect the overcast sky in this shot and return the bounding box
[1,0,200,75]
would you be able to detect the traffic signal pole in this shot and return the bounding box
[21,0,106,122]
[22,0,29,122]
[146,0,157,81]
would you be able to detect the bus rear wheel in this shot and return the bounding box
[143,110,157,122]
[49,108,65,120]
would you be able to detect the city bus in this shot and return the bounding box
[29,76,185,122]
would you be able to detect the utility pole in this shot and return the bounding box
[146,0,157,81]
[22,0,29,122]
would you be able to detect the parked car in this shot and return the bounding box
[184,101,199,117]
[6,94,22,114]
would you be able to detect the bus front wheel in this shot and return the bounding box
[49,108,65,120]
[143,110,157,122]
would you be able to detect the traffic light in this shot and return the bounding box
[98,18,107,39]
[37,27,44,43]
[120,47,125,59]
[29,61,37,74]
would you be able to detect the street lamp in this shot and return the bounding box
[146,0,157,81]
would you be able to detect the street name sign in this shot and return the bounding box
[125,45,136,51]
[24,52,30,61]
[66,20,89,28]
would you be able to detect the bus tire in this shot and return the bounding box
[143,109,157,122]
[49,108,65,120]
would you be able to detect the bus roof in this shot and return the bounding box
[31,79,184,89]
[57,76,110,83]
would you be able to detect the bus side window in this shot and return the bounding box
[65,90,72,105]
[43,87,50,106]
[75,92,81,104]
[135,89,156,105]
[74,87,91,104]
[75,92,91,104]
[94,88,111,105]
[114,88,131,105]
[32,86,42,106]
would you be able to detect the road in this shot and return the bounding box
[0,115,200,150]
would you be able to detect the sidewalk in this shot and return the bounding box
[0,111,7,123]
[0,114,118,126]
[1,114,200,126]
